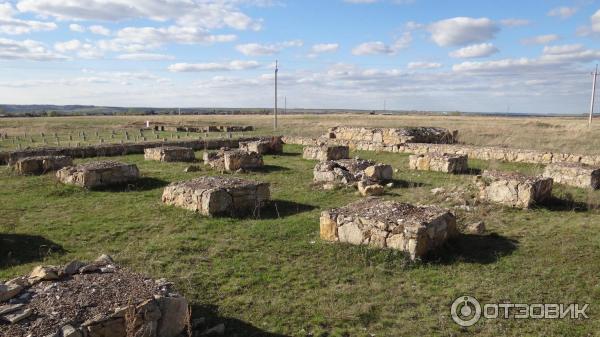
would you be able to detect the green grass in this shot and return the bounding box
[1,145,600,336]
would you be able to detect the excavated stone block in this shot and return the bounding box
[56,161,140,188]
[161,176,270,216]
[408,153,468,174]
[12,155,72,175]
[320,198,458,260]
[543,162,600,189]
[303,145,349,161]
[477,170,553,208]
[239,136,283,154]
[203,148,263,171]
[313,159,392,185]
[144,146,196,162]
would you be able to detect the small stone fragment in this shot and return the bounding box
[0,283,23,302]
[2,308,32,324]
[465,221,485,234]
[28,266,59,284]
[63,260,86,276]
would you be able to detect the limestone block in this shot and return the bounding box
[144,146,195,162]
[543,162,600,189]
[478,170,553,208]
[13,155,72,175]
[408,153,468,174]
[302,145,349,161]
[56,161,140,188]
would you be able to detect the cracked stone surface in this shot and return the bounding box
[56,161,140,188]
[477,170,553,209]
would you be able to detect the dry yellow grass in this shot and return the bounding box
[1,114,600,154]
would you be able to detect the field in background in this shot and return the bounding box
[1,113,600,154]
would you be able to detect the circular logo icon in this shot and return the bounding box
[451,296,481,327]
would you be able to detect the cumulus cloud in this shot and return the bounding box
[16,0,262,31]
[0,2,56,35]
[352,32,411,55]
[407,61,442,69]
[428,17,499,47]
[168,60,260,72]
[542,44,584,55]
[235,40,302,56]
[54,39,102,58]
[0,38,66,61]
[311,43,339,53]
[89,25,110,36]
[117,53,175,61]
[449,43,499,58]
[548,6,577,19]
[593,9,600,33]
[69,23,85,32]
[521,34,559,45]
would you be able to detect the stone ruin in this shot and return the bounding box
[161,176,270,217]
[239,136,283,155]
[543,162,600,189]
[302,145,349,161]
[0,255,188,337]
[313,159,393,186]
[203,148,263,172]
[11,155,72,175]
[327,126,457,145]
[476,170,553,209]
[320,198,458,260]
[153,125,253,133]
[56,161,140,188]
[408,153,468,174]
[144,146,196,162]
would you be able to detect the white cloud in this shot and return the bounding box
[89,25,110,36]
[521,34,560,45]
[168,60,260,72]
[54,39,102,58]
[0,38,66,61]
[449,43,499,58]
[16,0,262,31]
[116,53,175,61]
[352,32,411,55]
[235,40,302,56]
[69,23,85,32]
[352,41,393,55]
[548,6,577,19]
[428,17,499,47]
[500,18,530,27]
[407,61,442,69]
[593,9,600,33]
[311,43,339,53]
[0,2,56,35]
[542,44,584,55]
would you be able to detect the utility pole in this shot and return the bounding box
[383,99,386,112]
[274,60,278,130]
[284,96,287,114]
[590,64,598,127]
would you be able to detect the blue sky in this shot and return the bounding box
[0,0,599,113]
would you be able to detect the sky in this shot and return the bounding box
[0,0,599,114]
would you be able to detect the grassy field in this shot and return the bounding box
[2,141,600,336]
[2,113,600,154]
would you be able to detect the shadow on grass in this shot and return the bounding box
[429,233,518,264]
[391,178,428,188]
[272,152,300,157]
[463,167,482,176]
[0,233,65,268]
[91,177,169,192]
[252,165,290,173]
[191,304,290,337]
[259,200,317,219]
[539,196,593,212]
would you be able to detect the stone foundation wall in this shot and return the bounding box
[303,145,349,161]
[313,159,393,185]
[320,198,458,260]
[162,176,270,216]
[543,162,600,189]
[408,153,468,173]
[56,161,140,188]
[12,155,73,175]
[144,146,196,162]
[327,126,456,144]
[282,136,600,166]
[477,170,553,208]
[1,137,260,166]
